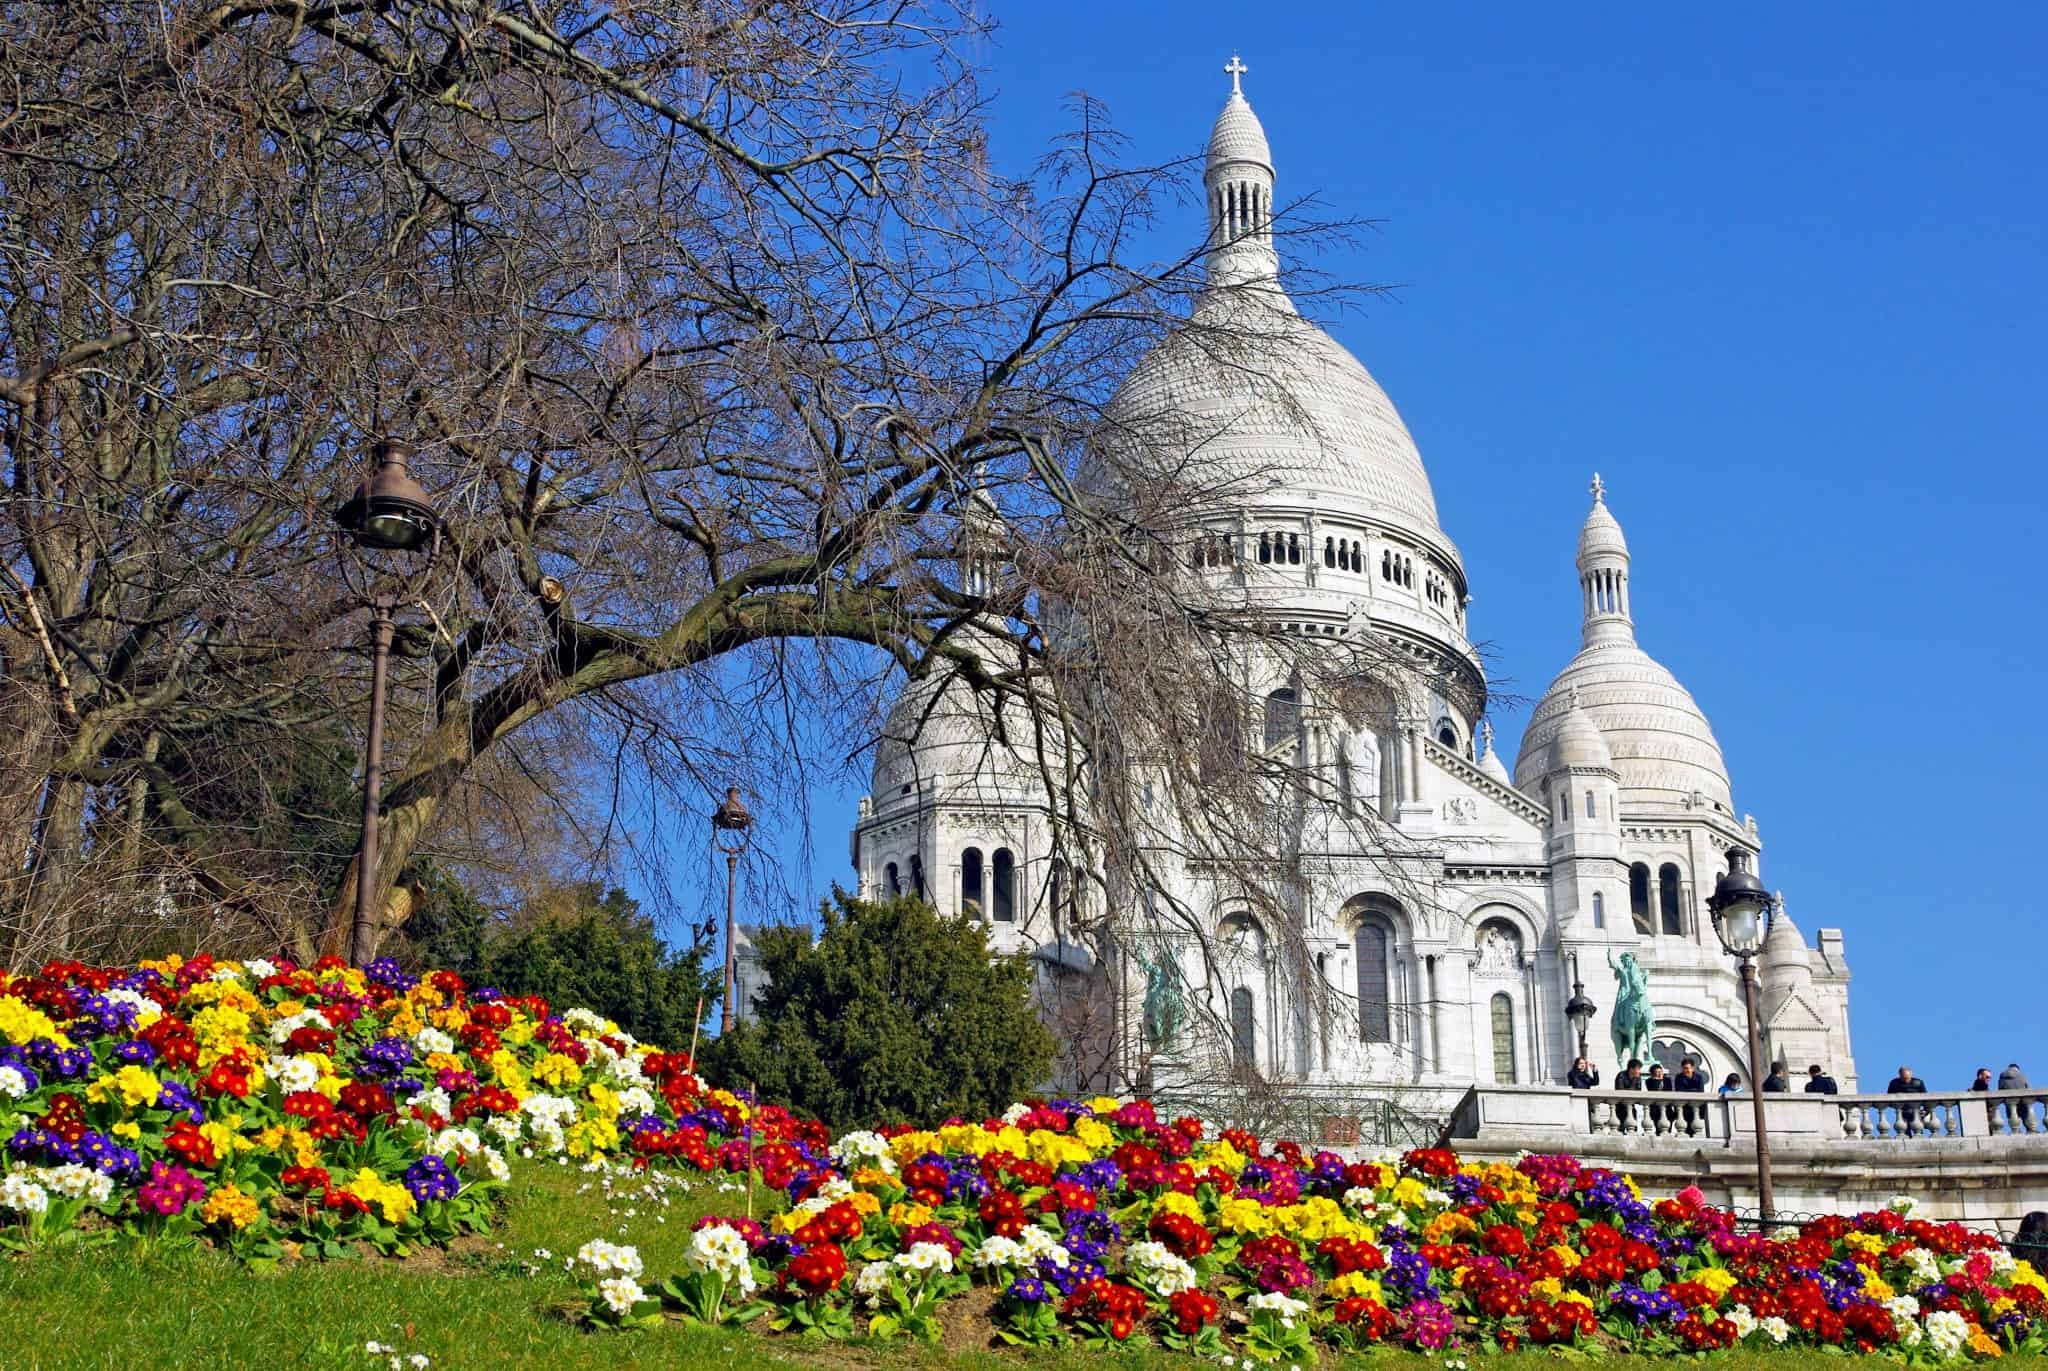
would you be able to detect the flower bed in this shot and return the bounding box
[0,955,813,1263]
[629,1099,2045,1361]
[4,957,2043,1361]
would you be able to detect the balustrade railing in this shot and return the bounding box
[1453,1084,2048,1148]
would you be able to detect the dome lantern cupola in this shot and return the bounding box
[1204,56,1279,290]
[1577,473,1632,648]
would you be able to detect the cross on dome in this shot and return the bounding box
[1224,54,1248,95]
[1590,472,1606,504]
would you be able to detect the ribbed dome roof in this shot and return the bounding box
[1207,92,1272,171]
[1515,642,1733,811]
[1098,294,1446,536]
[1546,692,1614,772]
[870,634,1054,799]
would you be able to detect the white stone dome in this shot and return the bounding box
[1098,295,1446,538]
[1544,692,1614,773]
[1577,479,1629,566]
[1516,643,1733,812]
[870,639,1052,801]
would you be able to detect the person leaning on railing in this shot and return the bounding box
[1886,1066,1931,1135]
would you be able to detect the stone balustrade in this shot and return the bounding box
[1447,1084,2048,1230]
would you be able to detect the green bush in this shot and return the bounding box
[707,889,1055,1129]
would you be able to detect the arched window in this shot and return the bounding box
[1584,789,1596,819]
[1592,891,1606,929]
[1629,863,1653,934]
[1438,722,1458,749]
[1490,993,1517,1083]
[1230,987,1256,1067]
[1257,531,1272,564]
[909,854,926,899]
[1355,918,1392,1042]
[885,861,901,896]
[1658,863,1684,935]
[1262,688,1300,750]
[1286,533,1301,564]
[1350,541,1362,571]
[960,847,984,915]
[991,849,1015,923]
[1323,536,1335,567]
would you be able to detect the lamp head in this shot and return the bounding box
[1707,852,1772,957]
[336,439,439,551]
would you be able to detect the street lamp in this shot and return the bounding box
[1564,952,1598,1064]
[711,786,754,1033]
[332,438,442,967]
[1707,849,1779,1223]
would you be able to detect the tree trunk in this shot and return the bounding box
[23,772,88,960]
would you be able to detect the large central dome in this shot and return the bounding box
[1092,84,1447,547]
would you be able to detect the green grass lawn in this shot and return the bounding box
[4,1165,2045,1371]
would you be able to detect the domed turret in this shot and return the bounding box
[1517,478,1734,813]
[1476,720,1512,785]
[1548,689,1613,773]
[1760,894,1816,1019]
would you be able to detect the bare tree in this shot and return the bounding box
[2,1,1483,1099]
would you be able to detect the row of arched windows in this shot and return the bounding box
[1325,537,1364,571]
[1629,861,1687,936]
[959,847,1017,922]
[1214,181,1269,242]
[1255,531,1303,565]
[882,855,925,899]
[1381,549,1414,587]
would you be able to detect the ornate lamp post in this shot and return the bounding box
[332,439,442,968]
[1564,952,1598,1064]
[710,786,753,1032]
[1707,850,1779,1222]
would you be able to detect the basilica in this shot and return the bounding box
[817,67,1858,1099]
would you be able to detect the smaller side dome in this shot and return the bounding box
[1476,720,1512,784]
[1760,894,1816,1018]
[1548,691,1613,773]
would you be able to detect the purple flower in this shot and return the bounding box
[402,1155,461,1203]
[1006,1275,1052,1305]
[358,1037,414,1078]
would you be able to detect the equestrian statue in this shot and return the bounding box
[1607,949,1656,1070]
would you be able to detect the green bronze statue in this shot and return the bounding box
[1140,943,1184,1050]
[1607,949,1655,1071]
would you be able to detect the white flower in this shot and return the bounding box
[970,1235,1026,1269]
[1925,1309,1969,1359]
[1340,1186,1379,1212]
[484,1114,522,1146]
[686,1224,756,1291]
[597,1275,645,1316]
[40,1164,113,1205]
[0,1173,49,1214]
[244,958,278,980]
[0,1067,28,1099]
[407,1358,429,1371]
[1001,1102,1033,1127]
[412,1028,455,1057]
[1989,1248,2018,1277]
[562,1007,610,1035]
[270,1009,330,1044]
[1125,1239,1197,1295]
[409,1086,453,1121]
[482,1150,511,1182]
[431,1127,485,1159]
[572,1239,644,1280]
[854,1260,894,1305]
[1757,1315,1791,1345]
[1726,1304,1757,1339]
[1902,1246,1943,1286]
[891,1241,956,1276]
[614,1086,657,1118]
[1885,1294,1922,1324]
[1246,1291,1309,1327]
[1884,1193,1922,1218]
[830,1130,898,1174]
[209,965,242,983]
[1017,1226,1069,1265]
[267,1054,321,1094]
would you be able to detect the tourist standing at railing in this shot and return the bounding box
[1646,1062,1673,1129]
[1971,1068,1997,1129]
[1672,1058,1707,1130]
[1805,1063,1840,1095]
[1999,1063,2034,1131]
[1615,1058,1646,1128]
[1886,1066,1930,1135]
[1718,1072,1743,1098]
[1567,1057,1600,1089]
[1763,1063,1790,1093]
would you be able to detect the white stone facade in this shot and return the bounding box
[838,69,1857,1098]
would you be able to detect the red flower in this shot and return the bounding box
[164,1119,218,1169]
[783,1243,846,1295]
[1166,1289,1219,1334]
[979,1189,1026,1239]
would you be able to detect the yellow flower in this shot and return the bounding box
[846,1191,882,1217]
[532,1052,581,1088]
[201,1118,253,1157]
[1968,1328,2003,1358]
[888,1130,939,1164]
[1861,1276,1894,1302]
[1557,1290,1595,1311]
[1422,1211,1477,1243]
[1390,1177,1430,1211]
[888,1202,933,1228]
[1545,1244,1582,1272]
[87,1064,161,1109]
[1695,1267,1736,1297]
[344,1168,415,1223]
[1088,1096,1123,1116]
[200,1184,262,1230]
[111,1121,142,1142]
[1152,1191,1204,1222]
[0,996,68,1047]
[1072,1117,1112,1151]
[1328,1272,1384,1301]
[1216,1196,1273,1236]
[585,1083,621,1119]
[1530,1277,1566,1302]
[1199,1139,1248,1175]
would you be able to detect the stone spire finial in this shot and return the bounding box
[1481,719,1495,752]
[1224,53,1248,95]
[1590,472,1606,505]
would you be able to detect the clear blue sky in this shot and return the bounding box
[645,4,2047,1091]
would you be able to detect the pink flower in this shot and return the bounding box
[137,1161,206,1217]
